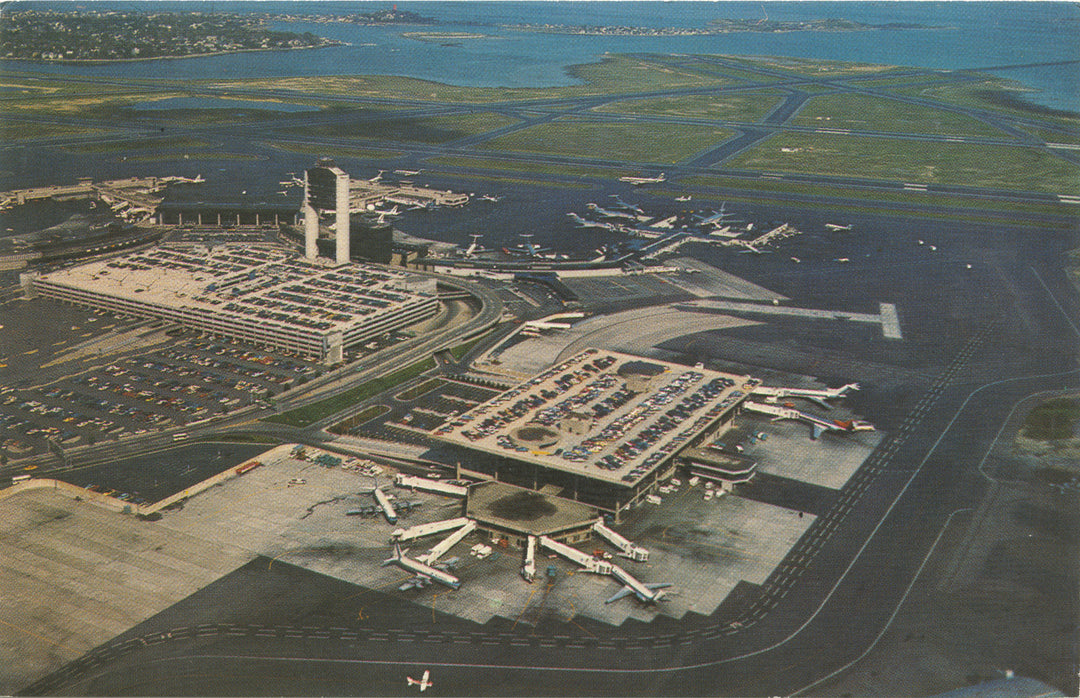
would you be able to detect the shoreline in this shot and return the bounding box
[0,42,347,66]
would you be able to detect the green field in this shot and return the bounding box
[723,55,898,77]
[1024,127,1080,146]
[724,132,1080,194]
[328,404,391,435]
[789,93,1009,137]
[1023,398,1080,441]
[262,141,403,160]
[61,136,217,154]
[395,378,447,401]
[593,92,784,123]
[895,78,1080,129]
[0,122,113,141]
[264,357,436,428]
[678,174,1076,217]
[482,117,733,164]
[428,155,621,179]
[207,54,731,104]
[281,109,518,144]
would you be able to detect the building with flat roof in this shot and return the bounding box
[466,481,599,547]
[435,349,758,517]
[25,244,438,364]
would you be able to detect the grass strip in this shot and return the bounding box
[265,357,436,428]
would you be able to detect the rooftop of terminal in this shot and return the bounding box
[436,349,758,487]
[30,244,437,342]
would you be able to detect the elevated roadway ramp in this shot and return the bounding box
[487,304,760,377]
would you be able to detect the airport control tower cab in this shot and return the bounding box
[303,158,350,265]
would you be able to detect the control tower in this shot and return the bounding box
[303,158,350,264]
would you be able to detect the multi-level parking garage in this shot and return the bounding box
[23,245,439,364]
[435,349,757,517]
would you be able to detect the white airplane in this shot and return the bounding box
[744,401,874,440]
[395,169,422,176]
[384,542,461,590]
[567,212,616,230]
[675,195,692,202]
[464,234,489,258]
[609,194,645,215]
[834,257,850,263]
[359,482,422,524]
[606,581,673,604]
[929,245,937,251]
[369,207,400,224]
[407,670,432,692]
[917,239,925,245]
[368,170,385,183]
[693,203,737,228]
[586,203,637,221]
[619,172,666,185]
[790,256,802,263]
[479,194,501,202]
[824,223,852,231]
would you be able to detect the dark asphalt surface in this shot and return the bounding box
[19,214,1079,696]
[6,52,1080,698]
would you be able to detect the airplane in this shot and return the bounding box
[790,257,802,263]
[744,401,873,439]
[394,169,422,176]
[824,223,852,231]
[929,245,937,251]
[917,239,925,245]
[605,581,673,604]
[407,670,432,692]
[675,195,692,202]
[368,208,400,225]
[586,203,637,221]
[609,194,645,215]
[367,170,385,183]
[693,203,741,229]
[383,542,461,590]
[619,172,666,185]
[358,482,422,524]
[277,190,288,196]
[464,234,490,258]
[567,212,617,230]
[502,234,553,258]
[834,257,850,263]
[478,194,501,202]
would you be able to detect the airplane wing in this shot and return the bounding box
[604,586,635,604]
[805,396,832,409]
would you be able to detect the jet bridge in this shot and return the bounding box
[539,536,612,575]
[392,516,471,542]
[395,474,469,498]
[418,520,477,564]
[592,520,649,562]
[521,535,537,582]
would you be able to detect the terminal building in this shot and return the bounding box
[435,349,758,518]
[24,244,439,364]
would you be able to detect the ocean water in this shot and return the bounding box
[3,2,1078,111]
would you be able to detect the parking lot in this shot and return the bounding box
[1,306,324,459]
[337,375,501,447]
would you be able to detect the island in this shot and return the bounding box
[503,17,930,37]
[0,10,342,62]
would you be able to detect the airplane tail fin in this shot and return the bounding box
[383,542,405,566]
[811,424,825,440]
